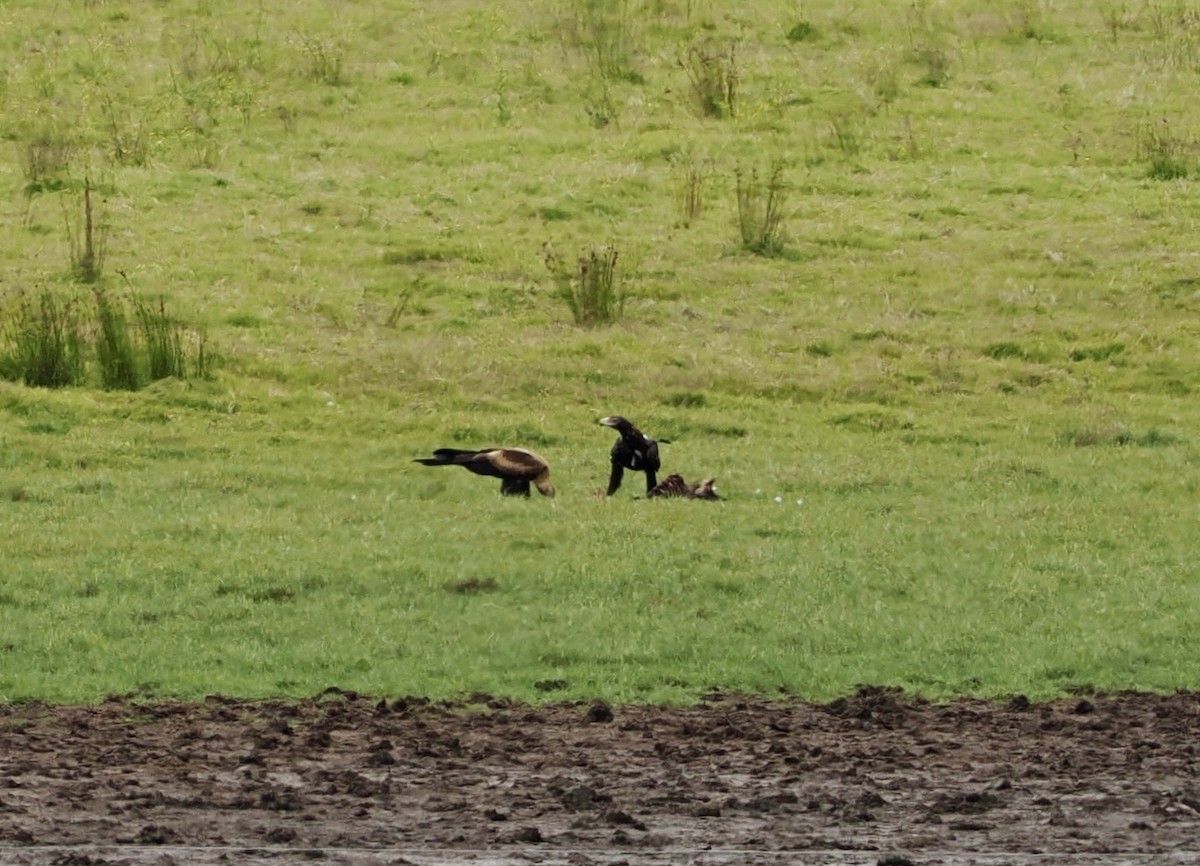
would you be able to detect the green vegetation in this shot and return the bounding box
[735,161,789,256]
[543,244,626,326]
[1,292,84,388]
[1,0,1198,705]
[1,289,208,391]
[680,40,739,119]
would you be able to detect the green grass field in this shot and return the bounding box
[2,0,1199,704]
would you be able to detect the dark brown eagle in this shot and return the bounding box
[414,447,555,497]
[598,415,668,496]
[648,473,721,500]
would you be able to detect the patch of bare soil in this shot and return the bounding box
[1,688,1199,865]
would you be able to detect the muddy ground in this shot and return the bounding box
[1,688,1198,865]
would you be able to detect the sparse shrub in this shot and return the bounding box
[494,71,513,126]
[1137,118,1192,180]
[827,111,863,156]
[1100,2,1134,42]
[295,31,348,85]
[911,44,950,87]
[1145,2,1200,69]
[675,158,707,225]
[160,20,267,167]
[867,61,901,105]
[1,291,84,388]
[680,41,738,119]
[583,79,619,128]
[898,114,922,160]
[63,179,106,284]
[165,20,262,82]
[382,278,427,328]
[543,243,626,326]
[1006,1,1067,43]
[573,0,640,83]
[99,93,152,167]
[735,161,788,256]
[169,74,232,168]
[16,117,75,198]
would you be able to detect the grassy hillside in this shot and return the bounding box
[1,0,1198,703]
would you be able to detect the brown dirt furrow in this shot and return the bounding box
[0,688,1198,865]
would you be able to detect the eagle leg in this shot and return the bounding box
[606,462,625,496]
[500,478,532,497]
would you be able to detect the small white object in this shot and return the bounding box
[327,401,336,407]
[774,496,783,503]
[796,499,804,506]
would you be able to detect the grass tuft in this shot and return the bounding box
[663,391,707,407]
[1068,342,1125,362]
[135,295,189,381]
[1061,425,1179,448]
[94,289,142,391]
[786,21,820,42]
[1,291,85,388]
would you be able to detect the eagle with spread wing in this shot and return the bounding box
[414,447,555,498]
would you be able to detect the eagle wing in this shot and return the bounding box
[416,447,547,480]
[487,447,548,477]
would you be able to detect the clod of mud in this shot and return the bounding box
[584,700,614,723]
